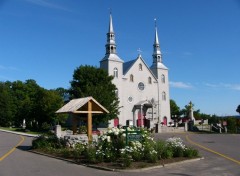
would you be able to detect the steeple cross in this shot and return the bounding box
[154,18,157,27]
[137,48,142,55]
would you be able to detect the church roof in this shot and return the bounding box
[101,54,124,62]
[123,59,136,74]
[123,54,158,82]
[150,62,168,70]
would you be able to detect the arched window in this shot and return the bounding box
[162,92,166,101]
[139,64,142,71]
[148,77,152,84]
[161,74,165,83]
[113,68,118,78]
[130,74,134,82]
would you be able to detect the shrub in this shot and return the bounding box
[120,146,133,167]
[96,149,105,163]
[32,134,66,149]
[162,148,173,159]
[166,137,186,158]
[32,127,200,167]
[173,146,184,157]
[73,143,86,158]
[41,122,50,131]
[129,141,144,161]
[98,127,126,162]
[59,148,73,158]
[155,140,166,160]
[184,147,199,158]
[147,149,158,163]
[84,145,97,163]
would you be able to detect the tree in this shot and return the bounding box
[0,82,14,126]
[170,99,180,116]
[236,105,240,114]
[34,89,65,126]
[54,87,69,102]
[0,79,64,129]
[69,65,119,124]
[179,102,194,118]
[226,117,237,133]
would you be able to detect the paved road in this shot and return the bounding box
[0,131,239,176]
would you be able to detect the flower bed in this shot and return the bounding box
[32,127,199,169]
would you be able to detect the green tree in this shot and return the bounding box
[11,80,30,126]
[0,82,14,126]
[170,99,180,116]
[69,65,119,124]
[236,105,240,114]
[180,102,194,118]
[226,117,237,133]
[207,114,220,124]
[54,87,69,101]
[2,80,65,130]
[33,88,64,128]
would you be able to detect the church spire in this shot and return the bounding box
[109,12,114,33]
[105,12,117,55]
[154,20,159,45]
[152,19,162,63]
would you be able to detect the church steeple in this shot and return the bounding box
[152,19,162,64]
[109,13,114,33]
[100,12,123,63]
[105,13,117,55]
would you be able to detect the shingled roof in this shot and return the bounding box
[56,96,109,114]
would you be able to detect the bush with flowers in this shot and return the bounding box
[32,127,199,168]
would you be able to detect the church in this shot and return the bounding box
[100,14,171,129]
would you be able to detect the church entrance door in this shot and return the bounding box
[114,118,119,127]
[163,116,167,126]
[137,111,144,127]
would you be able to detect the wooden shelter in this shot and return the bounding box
[56,96,109,141]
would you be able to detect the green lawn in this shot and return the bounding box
[0,127,43,135]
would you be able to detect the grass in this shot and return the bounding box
[0,127,44,135]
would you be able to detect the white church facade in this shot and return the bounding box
[100,14,171,129]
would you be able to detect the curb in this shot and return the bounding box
[28,150,116,171]
[115,157,204,172]
[0,129,39,137]
[28,149,204,172]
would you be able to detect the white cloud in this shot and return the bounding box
[204,83,219,88]
[205,82,240,91]
[170,81,193,89]
[221,83,240,91]
[232,85,240,91]
[25,0,71,12]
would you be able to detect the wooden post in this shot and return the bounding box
[87,100,92,142]
[72,114,78,135]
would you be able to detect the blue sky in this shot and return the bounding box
[0,0,239,116]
